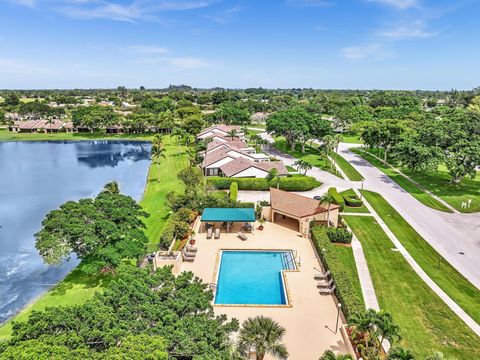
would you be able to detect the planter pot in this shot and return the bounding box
[189,239,196,245]
[258,225,264,231]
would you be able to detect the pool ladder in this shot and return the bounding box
[282,251,298,270]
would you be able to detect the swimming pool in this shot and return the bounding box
[214,250,296,306]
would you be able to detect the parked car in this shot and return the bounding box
[313,195,321,200]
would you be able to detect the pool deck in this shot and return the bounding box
[181,222,352,359]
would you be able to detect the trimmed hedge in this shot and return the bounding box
[159,216,176,250]
[344,194,363,207]
[236,202,255,208]
[207,176,320,191]
[229,182,238,202]
[326,227,353,244]
[328,187,345,211]
[311,226,364,320]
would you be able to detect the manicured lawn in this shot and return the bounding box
[351,148,452,212]
[331,152,363,181]
[0,128,154,142]
[274,137,343,178]
[286,165,297,172]
[140,136,188,248]
[339,189,370,213]
[360,190,480,324]
[0,269,112,340]
[343,215,480,359]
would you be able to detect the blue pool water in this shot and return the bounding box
[215,251,295,305]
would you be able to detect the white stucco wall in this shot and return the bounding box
[232,167,268,178]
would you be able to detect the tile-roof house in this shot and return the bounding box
[219,157,288,178]
[197,125,243,140]
[267,188,339,235]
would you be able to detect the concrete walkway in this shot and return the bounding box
[339,143,480,289]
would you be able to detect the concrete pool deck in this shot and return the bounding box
[181,222,352,359]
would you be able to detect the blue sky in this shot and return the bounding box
[0,0,479,89]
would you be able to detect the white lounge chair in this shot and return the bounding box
[182,248,196,262]
[319,285,336,295]
[317,278,334,289]
[185,245,198,253]
[214,228,220,239]
[207,227,213,239]
[314,270,330,280]
[237,232,248,241]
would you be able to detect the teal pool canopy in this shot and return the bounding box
[201,208,255,222]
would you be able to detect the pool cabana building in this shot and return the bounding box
[200,207,256,234]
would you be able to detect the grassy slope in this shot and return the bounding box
[331,152,363,181]
[351,148,452,212]
[0,128,154,142]
[273,137,343,178]
[0,270,112,340]
[0,136,187,339]
[140,137,188,248]
[339,189,370,213]
[343,215,480,359]
[360,190,480,324]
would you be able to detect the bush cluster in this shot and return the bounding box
[311,226,364,320]
[236,202,255,208]
[344,194,363,207]
[207,176,320,191]
[159,207,195,250]
[326,227,353,244]
[328,187,345,211]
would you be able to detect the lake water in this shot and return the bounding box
[0,141,151,324]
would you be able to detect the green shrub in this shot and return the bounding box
[328,187,344,211]
[174,221,191,239]
[159,216,176,250]
[344,194,363,207]
[326,227,353,244]
[229,182,238,202]
[207,176,320,191]
[176,208,196,223]
[236,202,255,208]
[311,226,364,320]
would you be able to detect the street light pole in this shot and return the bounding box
[335,303,342,334]
[360,180,364,200]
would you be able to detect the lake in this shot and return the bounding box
[0,141,151,324]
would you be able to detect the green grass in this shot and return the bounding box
[273,137,343,178]
[360,190,480,325]
[340,133,363,144]
[0,128,155,142]
[286,165,297,172]
[0,269,112,340]
[343,215,480,359]
[140,137,188,247]
[339,189,370,213]
[331,152,363,181]
[351,148,452,213]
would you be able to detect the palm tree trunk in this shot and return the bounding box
[326,203,331,227]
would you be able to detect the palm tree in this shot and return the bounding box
[322,134,335,170]
[319,350,354,360]
[320,192,335,227]
[102,181,120,194]
[237,316,288,360]
[151,142,166,164]
[266,168,280,189]
[333,134,343,165]
[387,347,414,360]
[301,161,313,175]
[348,309,379,354]
[45,117,55,133]
[227,129,238,140]
[374,310,401,351]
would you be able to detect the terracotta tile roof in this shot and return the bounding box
[270,188,339,218]
[203,148,235,167]
[206,139,248,153]
[219,157,288,177]
[14,120,41,129]
[198,125,240,137]
[34,120,65,130]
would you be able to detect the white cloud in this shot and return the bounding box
[341,43,393,61]
[368,0,418,10]
[166,57,210,69]
[203,6,241,24]
[56,0,217,22]
[378,24,436,39]
[125,45,170,54]
[6,0,35,8]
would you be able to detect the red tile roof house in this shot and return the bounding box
[264,188,340,236]
[201,145,271,177]
[11,120,42,132]
[11,120,75,133]
[196,125,244,141]
[220,157,288,178]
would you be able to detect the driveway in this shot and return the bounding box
[338,143,480,289]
